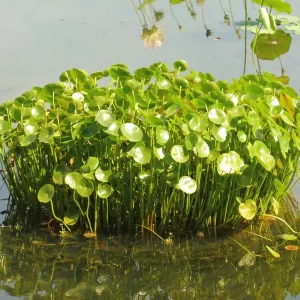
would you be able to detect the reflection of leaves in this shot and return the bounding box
[251,29,292,60]
[235,20,259,27]
[154,11,164,22]
[170,0,185,4]
[238,253,256,267]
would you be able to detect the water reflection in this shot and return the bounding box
[0,225,300,299]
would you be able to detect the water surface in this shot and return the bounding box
[1,1,300,298]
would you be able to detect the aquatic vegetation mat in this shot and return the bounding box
[0,61,300,233]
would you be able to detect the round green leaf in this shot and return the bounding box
[86,157,99,172]
[72,92,84,101]
[153,146,165,160]
[134,67,154,83]
[24,124,38,135]
[79,122,98,139]
[212,125,227,142]
[31,105,45,119]
[0,120,11,134]
[95,110,116,127]
[253,141,275,171]
[97,183,114,198]
[217,151,244,175]
[173,60,188,72]
[248,111,260,126]
[234,165,255,187]
[42,83,65,98]
[95,168,112,182]
[178,176,197,194]
[38,184,54,203]
[237,131,247,143]
[65,172,84,189]
[20,134,36,147]
[239,200,257,220]
[193,138,210,157]
[156,126,169,145]
[171,145,189,163]
[208,109,227,125]
[108,65,132,81]
[121,123,143,142]
[104,121,121,136]
[39,127,54,143]
[77,178,94,197]
[132,146,151,165]
[189,115,209,132]
[175,78,189,89]
[53,164,69,185]
[251,30,292,60]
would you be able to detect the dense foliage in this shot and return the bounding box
[0,61,299,233]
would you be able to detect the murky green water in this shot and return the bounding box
[1,0,300,298]
[0,221,300,300]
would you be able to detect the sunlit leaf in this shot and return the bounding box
[193,137,210,157]
[53,164,69,185]
[239,200,257,220]
[212,125,227,142]
[271,197,280,215]
[208,108,227,125]
[178,176,197,194]
[266,245,280,258]
[38,184,54,203]
[95,168,112,182]
[97,183,114,198]
[171,145,189,163]
[278,234,298,241]
[279,93,295,117]
[217,151,244,175]
[65,172,84,189]
[132,146,151,164]
[77,178,94,197]
[121,123,143,142]
[95,110,116,127]
[156,126,169,145]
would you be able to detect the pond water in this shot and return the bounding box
[1,0,300,298]
[1,221,300,300]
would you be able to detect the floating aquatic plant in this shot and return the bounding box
[0,60,300,234]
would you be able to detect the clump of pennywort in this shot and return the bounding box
[0,61,299,233]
